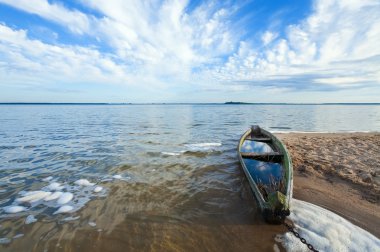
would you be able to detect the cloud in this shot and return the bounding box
[206,0,380,91]
[0,0,243,83]
[0,0,92,34]
[261,31,278,46]
[0,24,130,87]
[85,0,239,80]
[0,0,379,101]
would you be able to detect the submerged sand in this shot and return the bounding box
[277,132,380,237]
[1,133,379,251]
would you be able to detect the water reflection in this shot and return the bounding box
[241,140,274,153]
[243,159,283,185]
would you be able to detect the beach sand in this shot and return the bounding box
[277,133,380,238]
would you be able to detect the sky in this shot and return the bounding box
[0,0,379,103]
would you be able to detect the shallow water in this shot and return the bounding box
[0,104,379,251]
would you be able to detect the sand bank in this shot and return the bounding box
[277,133,380,238]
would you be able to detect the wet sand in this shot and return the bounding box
[278,132,380,238]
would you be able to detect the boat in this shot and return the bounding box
[238,125,293,223]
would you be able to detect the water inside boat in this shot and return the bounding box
[241,140,284,197]
[243,158,283,185]
[241,140,274,153]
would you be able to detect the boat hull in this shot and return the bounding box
[238,126,293,223]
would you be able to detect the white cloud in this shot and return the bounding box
[1,0,241,75]
[0,0,379,101]
[0,24,130,86]
[0,0,91,34]
[206,0,380,92]
[314,76,374,87]
[86,0,237,79]
[261,31,277,46]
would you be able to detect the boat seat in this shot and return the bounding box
[245,137,272,142]
[241,152,283,162]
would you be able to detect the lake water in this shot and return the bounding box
[0,104,379,251]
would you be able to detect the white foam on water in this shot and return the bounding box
[184,142,222,151]
[46,182,64,191]
[279,199,380,252]
[3,205,27,213]
[2,177,108,222]
[88,221,96,227]
[74,179,95,186]
[161,151,183,156]
[62,216,80,222]
[161,150,186,156]
[62,183,106,210]
[113,175,122,179]
[13,234,24,239]
[0,238,11,244]
[42,176,53,182]
[57,192,73,205]
[44,191,63,201]
[53,205,73,215]
[16,191,51,203]
[186,142,222,147]
[25,215,37,224]
[94,186,103,193]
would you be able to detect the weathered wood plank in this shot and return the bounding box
[240,152,283,162]
[245,137,272,142]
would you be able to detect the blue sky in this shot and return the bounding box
[0,0,379,103]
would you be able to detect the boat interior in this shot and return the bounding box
[240,129,286,199]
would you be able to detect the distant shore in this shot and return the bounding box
[1,102,380,105]
[277,132,380,237]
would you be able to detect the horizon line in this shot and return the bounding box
[0,102,379,105]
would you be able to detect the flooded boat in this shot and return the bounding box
[238,125,293,223]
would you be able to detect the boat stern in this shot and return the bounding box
[263,191,290,223]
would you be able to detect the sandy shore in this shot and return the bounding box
[277,132,380,238]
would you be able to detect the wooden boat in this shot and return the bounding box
[238,125,293,223]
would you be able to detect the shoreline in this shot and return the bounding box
[277,132,380,238]
[272,131,378,134]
